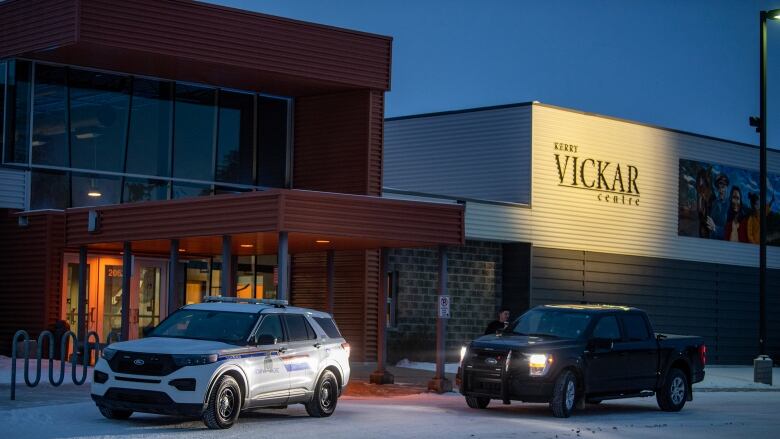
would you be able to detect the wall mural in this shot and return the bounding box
[678,158,780,246]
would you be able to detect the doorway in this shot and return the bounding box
[61,254,168,342]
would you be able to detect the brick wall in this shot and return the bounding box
[386,240,502,363]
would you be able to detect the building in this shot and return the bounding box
[383,102,780,365]
[0,0,465,367]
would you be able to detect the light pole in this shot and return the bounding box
[750,8,779,382]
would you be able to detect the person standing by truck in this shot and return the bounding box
[484,309,511,335]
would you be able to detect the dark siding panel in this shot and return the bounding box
[501,243,531,316]
[293,90,372,195]
[78,0,391,90]
[290,250,373,362]
[364,250,380,361]
[767,270,780,361]
[530,247,777,364]
[0,210,64,355]
[0,0,77,58]
[368,90,384,196]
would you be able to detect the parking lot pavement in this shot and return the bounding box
[1,390,779,439]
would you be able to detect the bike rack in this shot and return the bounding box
[9,330,119,400]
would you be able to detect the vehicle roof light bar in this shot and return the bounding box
[202,296,288,307]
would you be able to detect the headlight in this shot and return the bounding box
[527,353,553,376]
[172,354,219,366]
[460,346,468,364]
[101,347,117,361]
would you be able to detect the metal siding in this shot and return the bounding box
[531,104,780,268]
[0,168,27,209]
[78,0,390,90]
[291,252,329,312]
[368,90,384,196]
[0,210,64,355]
[465,202,532,242]
[364,249,380,361]
[0,0,77,58]
[384,105,532,203]
[530,246,773,364]
[293,90,372,195]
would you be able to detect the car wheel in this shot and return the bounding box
[305,370,339,418]
[203,375,242,429]
[657,368,688,412]
[550,370,577,418]
[465,396,490,409]
[97,405,133,420]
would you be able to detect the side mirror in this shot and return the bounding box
[589,337,614,352]
[142,325,155,337]
[255,334,277,346]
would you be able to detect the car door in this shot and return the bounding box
[617,313,658,391]
[584,314,625,394]
[281,313,321,400]
[246,313,290,406]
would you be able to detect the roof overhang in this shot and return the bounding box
[64,189,464,255]
[0,0,392,95]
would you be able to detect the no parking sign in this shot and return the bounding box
[438,295,451,319]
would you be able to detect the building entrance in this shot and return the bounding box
[61,254,168,341]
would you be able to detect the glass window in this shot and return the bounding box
[71,173,121,207]
[256,255,277,299]
[236,256,255,299]
[0,61,5,161]
[150,309,258,345]
[256,314,284,344]
[216,91,254,184]
[4,60,32,164]
[620,314,651,341]
[172,182,212,199]
[69,69,131,172]
[185,259,210,305]
[172,84,216,181]
[284,314,313,342]
[126,78,173,177]
[32,64,69,166]
[592,316,621,340]
[510,309,591,339]
[30,169,69,210]
[122,177,168,203]
[313,317,342,339]
[256,96,289,188]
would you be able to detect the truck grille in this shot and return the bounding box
[108,351,181,376]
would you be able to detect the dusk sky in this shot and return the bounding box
[207,0,780,148]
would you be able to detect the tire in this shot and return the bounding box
[465,396,490,409]
[550,370,577,418]
[657,368,688,412]
[203,375,242,429]
[305,370,339,418]
[97,405,133,420]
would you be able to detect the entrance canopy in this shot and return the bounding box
[64,189,464,254]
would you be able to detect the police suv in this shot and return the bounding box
[91,297,351,429]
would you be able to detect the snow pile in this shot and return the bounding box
[394,359,459,374]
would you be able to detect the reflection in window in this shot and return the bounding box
[69,70,131,172]
[5,60,32,164]
[173,84,215,181]
[126,78,173,177]
[0,62,5,160]
[32,64,69,166]
[185,259,210,305]
[30,169,69,210]
[217,91,254,184]
[71,173,121,207]
[172,182,212,199]
[257,96,289,188]
[123,178,168,203]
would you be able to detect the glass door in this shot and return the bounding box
[99,258,124,340]
[61,256,98,334]
[131,259,168,339]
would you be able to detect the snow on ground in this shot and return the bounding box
[393,359,780,390]
[2,390,780,438]
[0,356,92,385]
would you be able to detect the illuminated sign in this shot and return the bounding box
[553,142,640,206]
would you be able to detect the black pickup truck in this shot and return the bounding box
[457,304,706,417]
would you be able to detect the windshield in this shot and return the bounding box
[149,309,259,345]
[509,308,591,340]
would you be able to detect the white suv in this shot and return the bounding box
[91,297,351,429]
